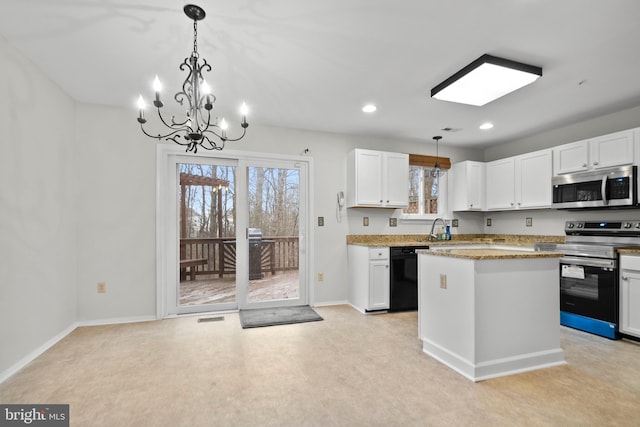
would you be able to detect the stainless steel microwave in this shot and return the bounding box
[552,165,637,209]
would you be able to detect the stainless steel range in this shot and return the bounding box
[536,220,640,339]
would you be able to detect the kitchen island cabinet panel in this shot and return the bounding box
[418,250,564,381]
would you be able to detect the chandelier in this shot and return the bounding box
[430,136,446,177]
[136,4,249,153]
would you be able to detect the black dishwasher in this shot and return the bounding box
[389,246,428,311]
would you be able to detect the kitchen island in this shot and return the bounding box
[418,247,565,382]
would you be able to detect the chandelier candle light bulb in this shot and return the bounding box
[136,95,146,122]
[152,75,163,107]
[135,4,249,153]
[240,102,248,126]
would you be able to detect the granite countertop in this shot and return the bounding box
[618,247,640,255]
[346,234,564,247]
[418,248,563,260]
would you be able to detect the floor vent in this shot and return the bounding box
[198,316,225,323]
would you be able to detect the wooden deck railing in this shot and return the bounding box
[180,236,299,279]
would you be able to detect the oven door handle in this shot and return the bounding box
[560,256,616,269]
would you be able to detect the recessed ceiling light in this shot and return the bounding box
[479,122,494,130]
[362,104,377,113]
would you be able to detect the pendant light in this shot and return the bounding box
[430,136,446,177]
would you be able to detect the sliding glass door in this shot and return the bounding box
[157,148,309,316]
[241,160,306,309]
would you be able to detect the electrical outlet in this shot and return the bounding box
[318,216,324,226]
[389,218,397,227]
[363,217,369,226]
[439,274,447,289]
[97,282,106,293]
[486,218,492,227]
[452,219,459,227]
[317,273,324,282]
[526,217,533,227]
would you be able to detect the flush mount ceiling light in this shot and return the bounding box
[362,104,377,113]
[479,122,494,130]
[136,4,249,153]
[431,54,542,106]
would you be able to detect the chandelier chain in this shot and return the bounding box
[193,20,198,58]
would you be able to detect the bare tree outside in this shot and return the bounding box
[248,167,300,237]
[179,163,236,239]
[177,163,301,306]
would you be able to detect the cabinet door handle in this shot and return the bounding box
[582,163,588,167]
[593,161,599,166]
[510,202,514,206]
[386,200,389,203]
[386,265,389,269]
[622,276,628,280]
[380,199,383,203]
[469,204,473,208]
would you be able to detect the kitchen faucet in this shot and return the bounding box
[429,217,447,241]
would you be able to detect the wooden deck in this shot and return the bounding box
[179,270,300,306]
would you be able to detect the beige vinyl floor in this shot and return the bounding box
[1,305,639,426]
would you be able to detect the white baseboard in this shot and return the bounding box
[422,338,566,382]
[312,300,349,307]
[77,315,156,327]
[0,322,78,384]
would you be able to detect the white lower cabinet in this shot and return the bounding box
[348,245,389,312]
[620,255,640,339]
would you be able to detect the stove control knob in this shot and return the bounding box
[624,222,633,229]
[577,223,584,228]
[636,223,640,229]
[567,223,575,229]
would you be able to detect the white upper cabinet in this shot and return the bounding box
[449,161,485,211]
[486,149,552,210]
[553,129,636,175]
[553,140,590,175]
[515,149,553,209]
[590,130,635,169]
[486,158,516,210]
[347,149,409,208]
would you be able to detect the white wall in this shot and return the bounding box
[74,104,157,322]
[0,35,77,377]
